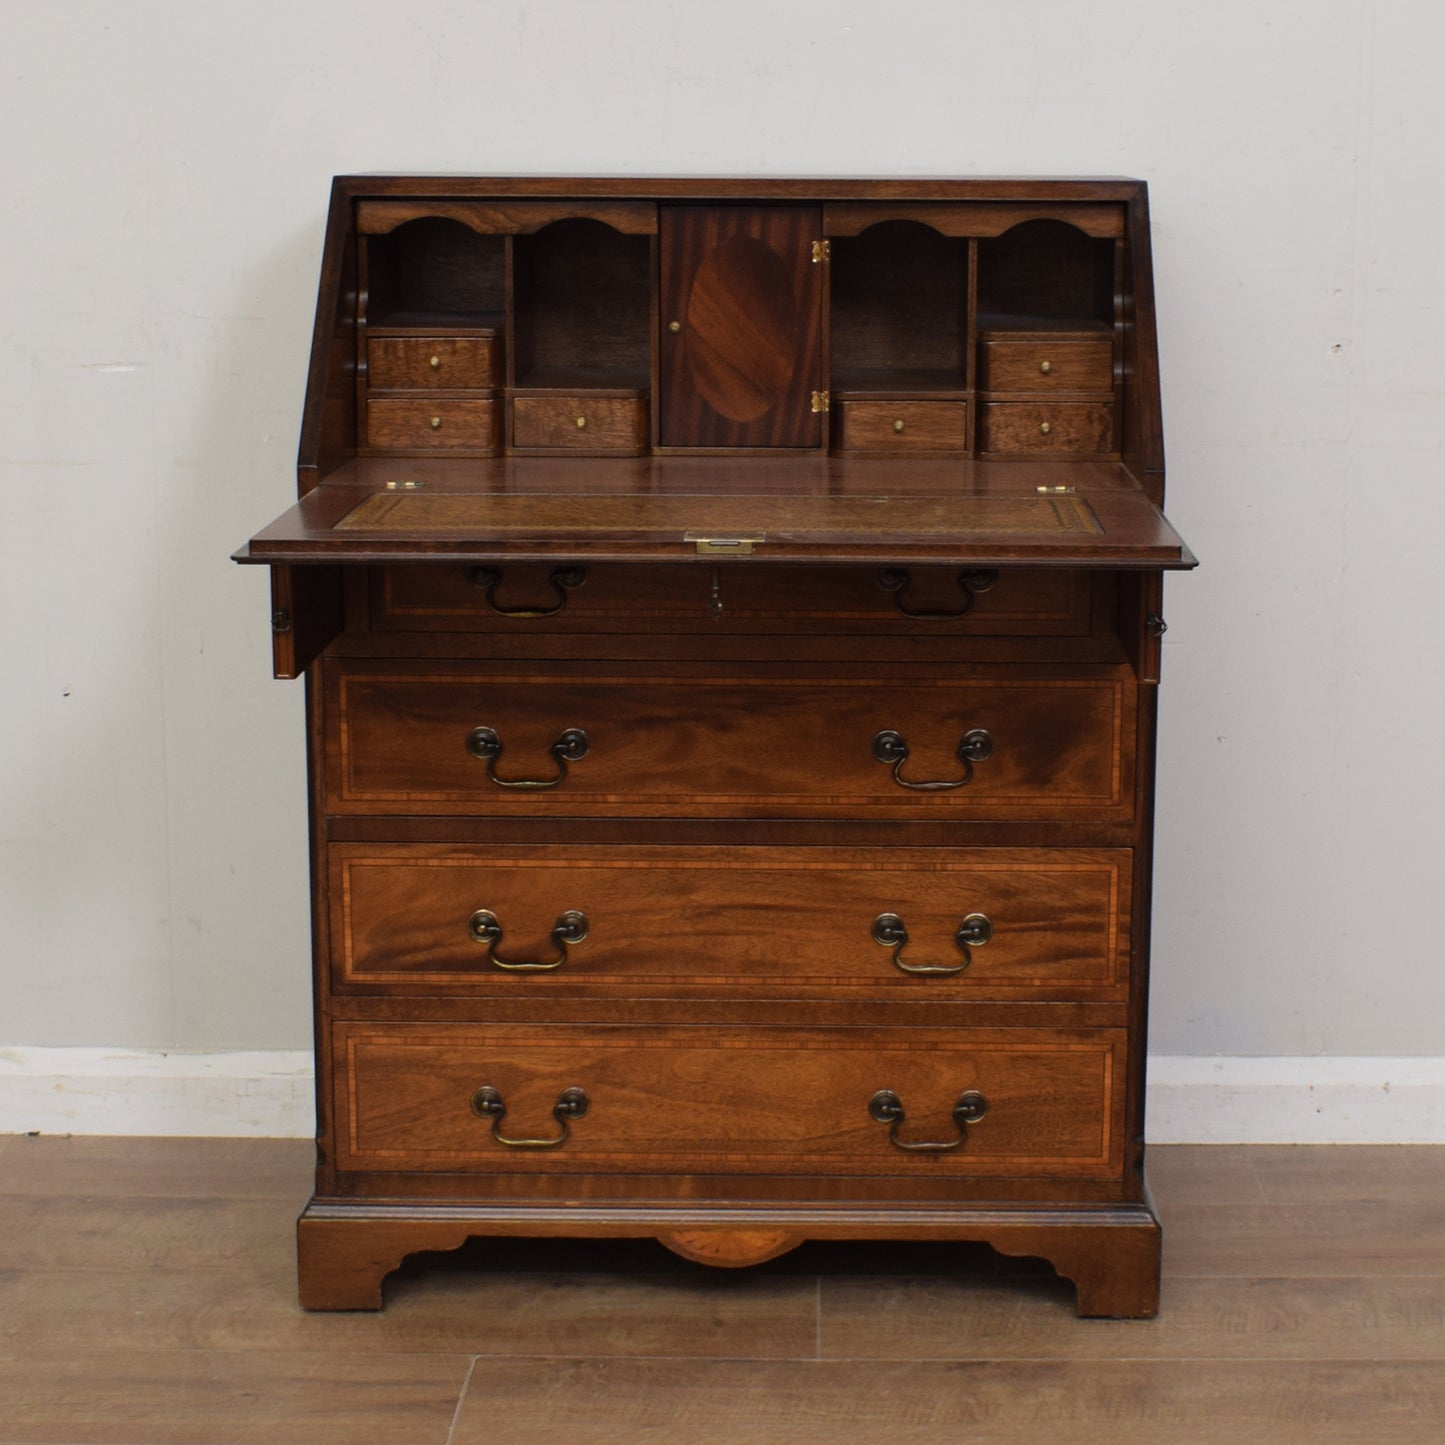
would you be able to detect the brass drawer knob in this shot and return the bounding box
[876,567,998,621]
[893,419,905,433]
[668,320,682,333]
[867,1089,988,1152]
[467,908,588,971]
[1039,359,1052,374]
[429,354,441,369]
[575,415,587,429]
[465,564,588,619]
[871,727,994,791]
[430,415,442,429]
[470,1085,589,1149]
[872,912,992,975]
[1039,421,1052,435]
[465,725,589,789]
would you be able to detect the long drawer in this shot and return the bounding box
[368,563,1098,638]
[331,1022,1126,1178]
[328,843,1131,999]
[324,661,1135,821]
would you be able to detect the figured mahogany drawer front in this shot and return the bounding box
[370,563,1095,637]
[365,398,501,452]
[329,843,1131,998]
[978,402,1114,455]
[332,1022,1126,1178]
[833,401,968,453]
[511,395,649,453]
[367,336,502,391]
[977,338,1113,394]
[325,662,1135,820]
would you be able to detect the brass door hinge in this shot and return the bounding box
[812,239,830,263]
[811,390,830,413]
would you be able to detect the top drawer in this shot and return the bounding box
[323,659,1136,822]
[367,335,503,391]
[369,563,1097,638]
[977,336,1113,394]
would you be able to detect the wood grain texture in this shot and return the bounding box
[329,1023,1127,1179]
[510,394,648,453]
[0,1134,312,1198]
[832,400,968,454]
[820,1272,1445,1361]
[979,401,1116,454]
[7,1140,1445,1439]
[367,335,502,390]
[364,397,501,452]
[979,337,1114,393]
[369,562,1098,638]
[659,206,824,447]
[326,843,1132,999]
[325,660,1135,821]
[0,1348,470,1445]
[447,1357,1445,1444]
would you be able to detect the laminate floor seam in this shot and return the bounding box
[443,1356,478,1445]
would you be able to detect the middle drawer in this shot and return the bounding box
[324,660,1136,821]
[328,843,1132,999]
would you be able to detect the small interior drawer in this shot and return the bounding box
[367,335,502,391]
[365,397,501,452]
[978,337,1113,394]
[978,402,1114,455]
[833,401,968,453]
[511,394,649,453]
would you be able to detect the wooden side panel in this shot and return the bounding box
[659,206,825,448]
[298,181,359,493]
[270,565,344,680]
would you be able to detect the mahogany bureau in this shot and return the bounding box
[236,176,1194,1316]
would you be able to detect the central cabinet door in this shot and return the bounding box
[659,206,825,448]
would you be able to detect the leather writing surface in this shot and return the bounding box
[334,490,1101,540]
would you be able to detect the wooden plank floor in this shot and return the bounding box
[1,1137,1443,1443]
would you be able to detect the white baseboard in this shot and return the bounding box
[0,1047,314,1139]
[1145,1055,1445,1144]
[2,1048,1443,1143]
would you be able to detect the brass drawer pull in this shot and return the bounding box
[871,912,992,974]
[465,564,588,618]
[467,908,588,971]
[470,1085,589,1149]
[871,728,994,791]
[465,726,589,789]
[875,567,998,621]
[867,1089,988,1152]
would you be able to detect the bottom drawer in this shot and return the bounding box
[332,1023,1126,1179]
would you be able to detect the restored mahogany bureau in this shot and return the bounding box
[236,176,1193,1316]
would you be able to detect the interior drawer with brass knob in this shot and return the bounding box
[364,397,501,452]
[978,402,1115,456]
[977,336,1113,394]
[327,842,1131,999]
[510,393,649,454]
[330,1020,1127,1179]
[367,334,503,391]
[832,400,968,454]
[323,659,1136,822]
